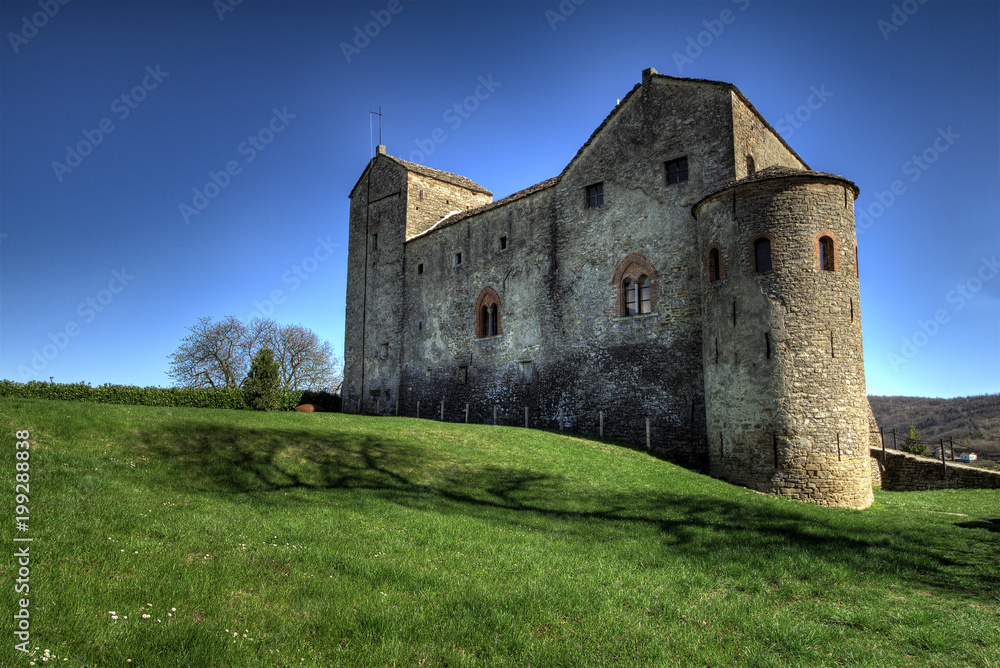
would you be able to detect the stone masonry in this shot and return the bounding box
[343,69,876,509]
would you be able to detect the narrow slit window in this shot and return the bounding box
[417,263,424,275]
[454,252,462,266]
[746,155,756,175]
[754,238,772,272]
[765,332,771,359]
[819,236,835,271]
[499,236,508,250]
[709,248,721,282]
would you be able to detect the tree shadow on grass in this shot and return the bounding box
[139,421,1000,600]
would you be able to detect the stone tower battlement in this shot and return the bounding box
[344,69,875,509]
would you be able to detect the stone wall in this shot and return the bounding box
[695,172,872,509]
[872,447,1000,491]
[343,69,878,507]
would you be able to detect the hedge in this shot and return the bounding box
[0,380,341,412]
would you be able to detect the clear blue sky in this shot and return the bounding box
[1,0,997,398]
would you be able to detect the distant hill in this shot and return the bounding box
[869,394,1000,462]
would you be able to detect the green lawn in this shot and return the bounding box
[1,397,997,667]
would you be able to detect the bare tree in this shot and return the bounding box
[167,316,341,391]
[266,324,340,391]
[166,316,247,388]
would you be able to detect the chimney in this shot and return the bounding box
[376,144,386,155]
[642,67,658,87]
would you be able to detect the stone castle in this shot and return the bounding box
[343,68,875,509]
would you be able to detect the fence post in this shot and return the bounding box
[949,437,954,460]
[646,418,651,450]
[880,426,886,463]
[396,399,399,416]
[493,406,497,426]
[940,438,947,478]
[524,406,529,429]
[465,403,469,424]
[416,401,420,419]
[891,429,897,450]
[440,400,445,421]
[599,411,604,438]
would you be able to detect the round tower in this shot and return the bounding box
[693,166,872,509]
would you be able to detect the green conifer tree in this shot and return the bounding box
[901,423,925,455]
[243,347,282,411]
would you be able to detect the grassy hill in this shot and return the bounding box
[870,394,1000,461]
[1,397,998,667]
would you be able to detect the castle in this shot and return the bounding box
[343,68,875,509]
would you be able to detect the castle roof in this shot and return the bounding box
[691,165,861,218]
[348,148,493,200]
[386,154,493,196]
[408,176,561,240]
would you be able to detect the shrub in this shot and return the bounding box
[0,379,339,412]
[901,424,926,455]
[242,348,282,412]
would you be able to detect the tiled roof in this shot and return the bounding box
[692,165,860,217]
[386,155,493,196]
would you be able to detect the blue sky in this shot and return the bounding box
[1,0,997,398]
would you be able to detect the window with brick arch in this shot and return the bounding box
[819,236,835,271]
[753,237,772,273]
[613,254,658,317]
[623,275,652,316]
[475,286,501,338]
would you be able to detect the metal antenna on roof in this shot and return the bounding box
[369,106,382,156]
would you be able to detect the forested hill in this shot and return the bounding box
[868,394,1000,445]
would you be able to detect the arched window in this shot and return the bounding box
[819,236,835,271]
[639,276,651,313]
[623,278,636,315]
[754,238,772,273]
[746,155,756,175]
[612,254,658,317]
[709,248,721,281]
[475,287,501,338]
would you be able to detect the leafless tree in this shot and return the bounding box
[167,316,341,391]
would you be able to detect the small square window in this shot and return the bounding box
[665,157,688,184]
[499,236,508,250]
[585,182,604,208]
[380,343,389,359]
[454,252,462,266]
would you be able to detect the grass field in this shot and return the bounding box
[1,397,998,667]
